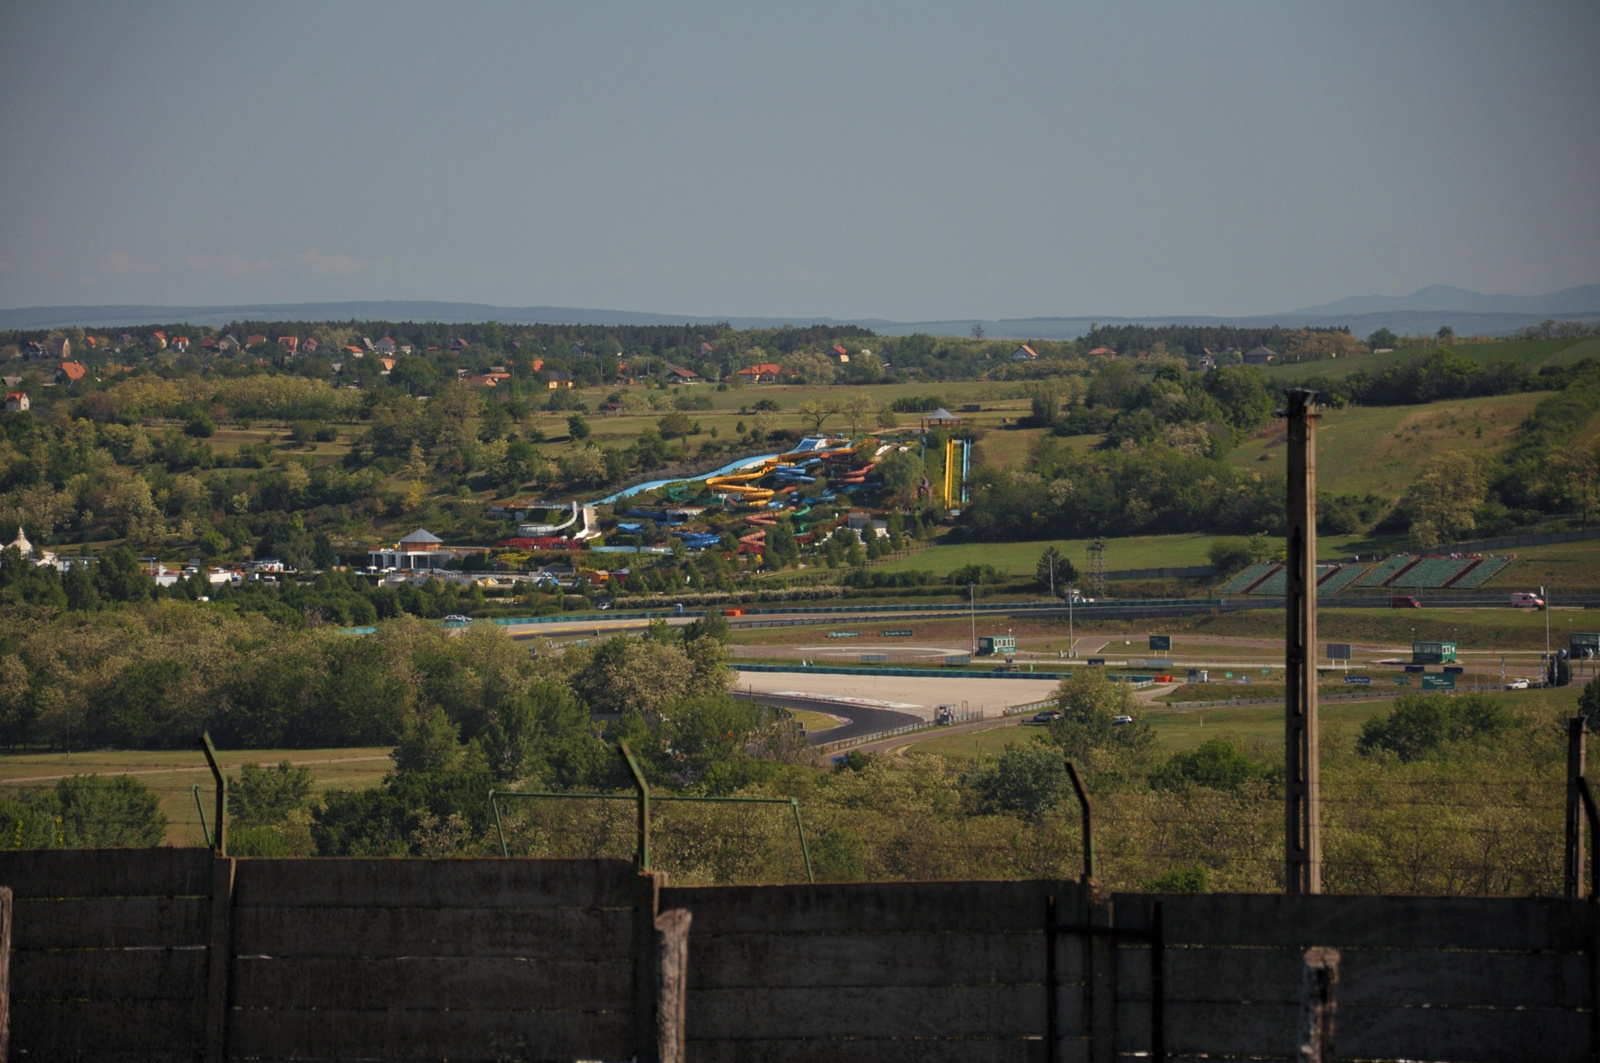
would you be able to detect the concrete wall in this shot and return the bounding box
[1,850,1593,1062]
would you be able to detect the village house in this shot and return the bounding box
[1012,344,1038,362]
[1087,346,1117,357]
[217,335,241,351]
[545,371,574,389]
[698,341,715,357]
[662,363,701,384]
[147,332,167,350]
[736,363,782,384]
[1197,350,1217,370]
[171,336,191,352]
[199,338,217,350]
[373,337,398,355]
[4,391,28,412]
[55,362,87,386]
[278,336,298,353]
[828,344,851,364]
[378,358,396,374]
[2,376,22,390]
[246,335,268,347]
[1244,345,1278,366]
[301,337,319,354]
[451,338,471,352]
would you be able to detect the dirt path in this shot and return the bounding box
[2,753,393,786]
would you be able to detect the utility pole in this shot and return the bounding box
[1067,586,1077,660]
[1283,388,1322,894]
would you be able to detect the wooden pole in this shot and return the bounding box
[1297,947,1340,1062]
[1567,717,1588,899]
[1283,388,1322,894]
[654,908,692,1063]
[0,886,11,1063]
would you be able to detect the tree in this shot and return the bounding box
[558,446,608,486]
[1035,546,1078,596]
[229,761,313,826]
[1367,327,1398,349]
[657,411,692,439]
[961,744,1070,821]
[1404,451,1485,548]
[795,399,840,433]
[1039,667,1156,777]
[567,414,591,441]
[55,775,168,847]
[1437,325,1455,341]
[842,394,874,437]
[970,323,986,340]
[878,449,922,498]
[1579,675,1600,729]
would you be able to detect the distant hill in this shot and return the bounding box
[1287,284,1600,317]
[2,285,1597,339]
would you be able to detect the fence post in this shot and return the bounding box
[655,909,692,1063]
[1569,718,1589,898]
[1297,947,1340,1063]
[619,741,650,871]
[0,885,11,1063]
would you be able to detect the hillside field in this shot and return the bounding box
[1228,391,1550,499]
[1260,336,1600,383]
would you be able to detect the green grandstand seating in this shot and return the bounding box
[1218,562,1277,594]
[1250,563,1334,596]
[1355,554,1415,587]
[1317,564,1368,595]
[1390,556,1476,589]
[1453,556,1513,588]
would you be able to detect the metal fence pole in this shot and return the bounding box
[1065,759,1094,884]
[198,732,226,855]
[618,741,651,871]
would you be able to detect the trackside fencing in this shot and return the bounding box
[2,849,1595,1062]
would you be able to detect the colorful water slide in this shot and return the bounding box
[573,505,604,540]
[516,502,581,536]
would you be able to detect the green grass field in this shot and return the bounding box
[869,532,1371,579]
[0,746,395,847]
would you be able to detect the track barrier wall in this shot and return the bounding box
[2,849,1594,1062]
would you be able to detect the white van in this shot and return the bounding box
[1511,592,1545,609]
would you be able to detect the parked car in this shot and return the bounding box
[1510,592,1545,609]
[1032,710,1063,723]
[1389,595,1422,609]
[443,614,471,623]
[1504,678,1530,690]
[1112,715,1134,726]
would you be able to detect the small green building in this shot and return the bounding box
[1411,640,1458,665]
[977,635,1016,656]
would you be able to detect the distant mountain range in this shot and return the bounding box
[2,285,1597,340]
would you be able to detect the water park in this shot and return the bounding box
[493,431,973,561]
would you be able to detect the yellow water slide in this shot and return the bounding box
[705,458,779,503]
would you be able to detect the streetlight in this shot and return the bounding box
[968,583,976,656]
[1066,587,1078,660]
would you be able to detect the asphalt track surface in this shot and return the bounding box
[730,690,923,744]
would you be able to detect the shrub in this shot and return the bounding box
[1356,693,1515,762]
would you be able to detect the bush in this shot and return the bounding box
[1356,693,1515,762]
[961,745,1072,821]
[1149,739,1272,793]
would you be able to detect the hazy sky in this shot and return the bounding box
[2,2,1596,319]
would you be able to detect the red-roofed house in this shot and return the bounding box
[344,345,364,355]
[373,337,397,354]
[1088,346,1117,357]
[246,334,268,347]
[450,338,470,352]
[278,336,298,353]
[698,342,715,357]
[56,362,88,385]
[663,363,701,384]
[829,344,850,363]
[736,363,782,384]
[300,337,319,354]
[379,358,396,374]
[4,392,28,412]
[1011,344,1038,361]
[171,336,190,352]
[148,332,167,350]
[468,373,513,388]
[199,338,217,350]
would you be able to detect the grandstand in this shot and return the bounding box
[1217,562,1278,595]
[1249,563,1336,597]
[1316,563,1369,596]
[1451,555,1515,588]
[1355,554,1417,587]
[1390,556,1477,589]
